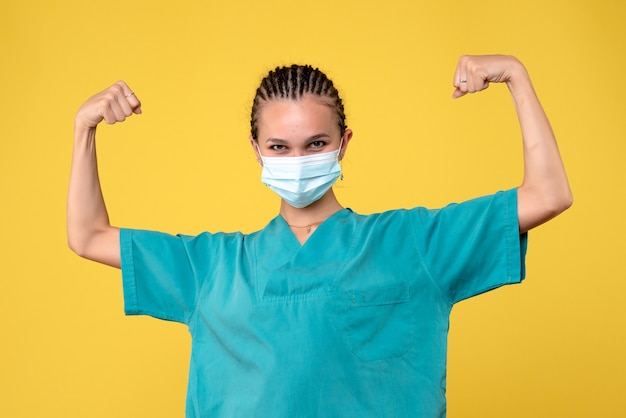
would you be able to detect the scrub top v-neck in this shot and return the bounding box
[254,209,356,303]
[120,188,527,418]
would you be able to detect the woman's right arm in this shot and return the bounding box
[67,81,141,268]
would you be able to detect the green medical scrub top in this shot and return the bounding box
[121,189,527,417]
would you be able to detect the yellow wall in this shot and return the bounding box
[1,0,624,416]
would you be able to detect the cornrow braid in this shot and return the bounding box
[250,65,346,140]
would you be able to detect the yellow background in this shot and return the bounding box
[1,0,624,416]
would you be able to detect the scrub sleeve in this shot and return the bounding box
[411,189,528,304]
[120,230,238,324]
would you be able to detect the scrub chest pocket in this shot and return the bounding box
[344,285,414,361]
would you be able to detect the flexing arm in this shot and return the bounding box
[67,81,141,268]
[452,55,572,233]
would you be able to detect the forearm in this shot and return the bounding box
[67,124,120,267]
[508,65,573,232]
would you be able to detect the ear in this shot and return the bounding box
[339,129,353,160]
[250,136,263,166]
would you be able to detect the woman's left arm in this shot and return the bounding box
[453,55,573,233]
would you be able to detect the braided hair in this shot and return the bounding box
[250,65,346,140]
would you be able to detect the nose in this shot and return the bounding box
[291,147,308,157]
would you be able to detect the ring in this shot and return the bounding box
[125,92,135,97]
[459,79,467,83]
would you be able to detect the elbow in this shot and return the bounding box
[67,233,88,259]
[542,188,574,222]
[66,225,96,259]
[563,191,574,212]
[555,187,574,215]
[517,184,573,232]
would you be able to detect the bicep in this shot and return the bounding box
[79,226,121,269]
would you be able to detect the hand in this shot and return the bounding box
[75,81,142,129]
[452,55,526,99]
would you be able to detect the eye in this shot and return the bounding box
[270,144,287,151]
[309,141,326,149]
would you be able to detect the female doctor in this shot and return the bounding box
[67,55,572,417]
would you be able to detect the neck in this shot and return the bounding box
[280,189,343,226]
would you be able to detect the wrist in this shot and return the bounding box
[505,58,530,88]
[73,122,97,146]
[506,67,535,103]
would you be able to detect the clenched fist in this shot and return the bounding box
[75,81,142,129]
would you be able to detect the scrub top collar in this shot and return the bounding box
[277,207,354,249]
[253,208,357,302]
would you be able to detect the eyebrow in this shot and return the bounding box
[264,133,331,144]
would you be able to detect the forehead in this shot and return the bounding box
[256,95,339,141]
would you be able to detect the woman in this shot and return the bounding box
[67,55,571,417]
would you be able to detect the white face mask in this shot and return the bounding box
[258,143,342,208]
